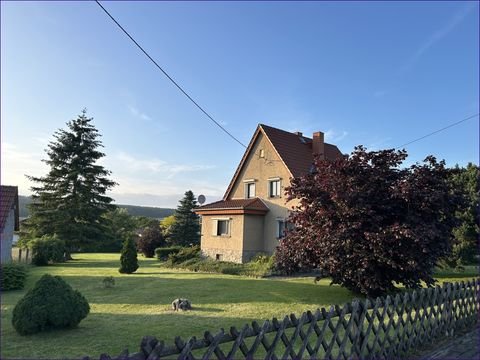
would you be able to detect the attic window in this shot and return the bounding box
[299,137,307,144]
[259,149,265,158]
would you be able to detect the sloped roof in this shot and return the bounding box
[0,186,19,231]
[195,198,269,215]
[260,124,342,177]
[223,124,343,199]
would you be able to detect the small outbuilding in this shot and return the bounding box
[1,186,19,263]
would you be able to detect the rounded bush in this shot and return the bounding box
[12,274,90,335]
[30,235,65,266]
[0,263,28,291]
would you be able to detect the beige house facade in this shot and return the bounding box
[195,124,342,263]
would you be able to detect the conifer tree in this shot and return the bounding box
[169,190,200,246]
[119,237,139,274]
[25,110,116,256]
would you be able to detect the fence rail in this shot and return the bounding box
[92,279,479,360]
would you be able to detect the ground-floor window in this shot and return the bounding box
[277,220,286,238]
[212,218,231,236]
[277,219,293,239]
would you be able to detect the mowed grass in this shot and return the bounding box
[1,254,476,359]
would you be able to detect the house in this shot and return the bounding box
[1,186,20,263]
[194,124,343,263]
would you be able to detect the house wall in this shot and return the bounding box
[228,131,300,256]
[1,208,14,263]
[200,214,245,263]
[242,214,266,262]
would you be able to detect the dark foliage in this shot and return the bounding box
[30,235,66,266]
[155,246,182,260]
[23,110,116,255]
[12,274,89,335]
[102,208,137,252]
[119,237,139,274]
[169,191,200,246]
[136,226,165,258]
[448,163,479,265]
[120,205,174,219]
[0,263,28,291]
[167,245,201,265]
[276,146,461,296]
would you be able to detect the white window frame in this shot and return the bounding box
[244,182,256,199]
[211,218,231,237]
[268,178,281,198]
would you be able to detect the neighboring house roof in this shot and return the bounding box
[195,198,269,215]
[0,186,20,231]
[223,124,343,200]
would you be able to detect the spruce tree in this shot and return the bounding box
[119,237,139,274]
[169,190,200,246]
[25,110,116,256]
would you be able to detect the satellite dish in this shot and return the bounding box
[198,194,206,205]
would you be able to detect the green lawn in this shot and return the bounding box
[1,254,476,359]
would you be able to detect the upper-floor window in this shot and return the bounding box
[269,179,281,197]
[245,182,255,198]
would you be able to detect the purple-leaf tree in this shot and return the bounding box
[276,146,460,297]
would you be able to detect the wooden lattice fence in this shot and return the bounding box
[92,278,479,360]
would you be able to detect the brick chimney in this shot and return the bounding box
[312,131,325,159]
[294,131,303,136]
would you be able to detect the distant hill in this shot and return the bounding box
[18,195,174,219]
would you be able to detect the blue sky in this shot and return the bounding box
[1,1,478,207]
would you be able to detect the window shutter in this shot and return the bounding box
[211,219,218,236]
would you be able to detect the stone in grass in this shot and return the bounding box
[12,274,90,335]
[171,298,192,311]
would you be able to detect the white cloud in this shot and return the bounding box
[127,105,152,122]
[324,129,348,143]
[400,3,476,73]
[114,152,215,179]
[1,142,48,195]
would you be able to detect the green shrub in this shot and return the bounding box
[119,237,139,274]
[0,263,28,291]
[12,274,90,335]
[30,235,65,266]
[167,245,201,265]
[155,246,182,261]
[162,253,275,278]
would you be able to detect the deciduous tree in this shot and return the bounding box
[276,146,460,296]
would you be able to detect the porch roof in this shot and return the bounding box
[194,198,269,215]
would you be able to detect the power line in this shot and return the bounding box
[94,0,247,149]
[96,1,478,155]
[396,113,479,149]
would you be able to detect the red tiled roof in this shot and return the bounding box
[196,198,269,212]
[260,124,342,177]
[223,124,343,199]
[0,186,19,231]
